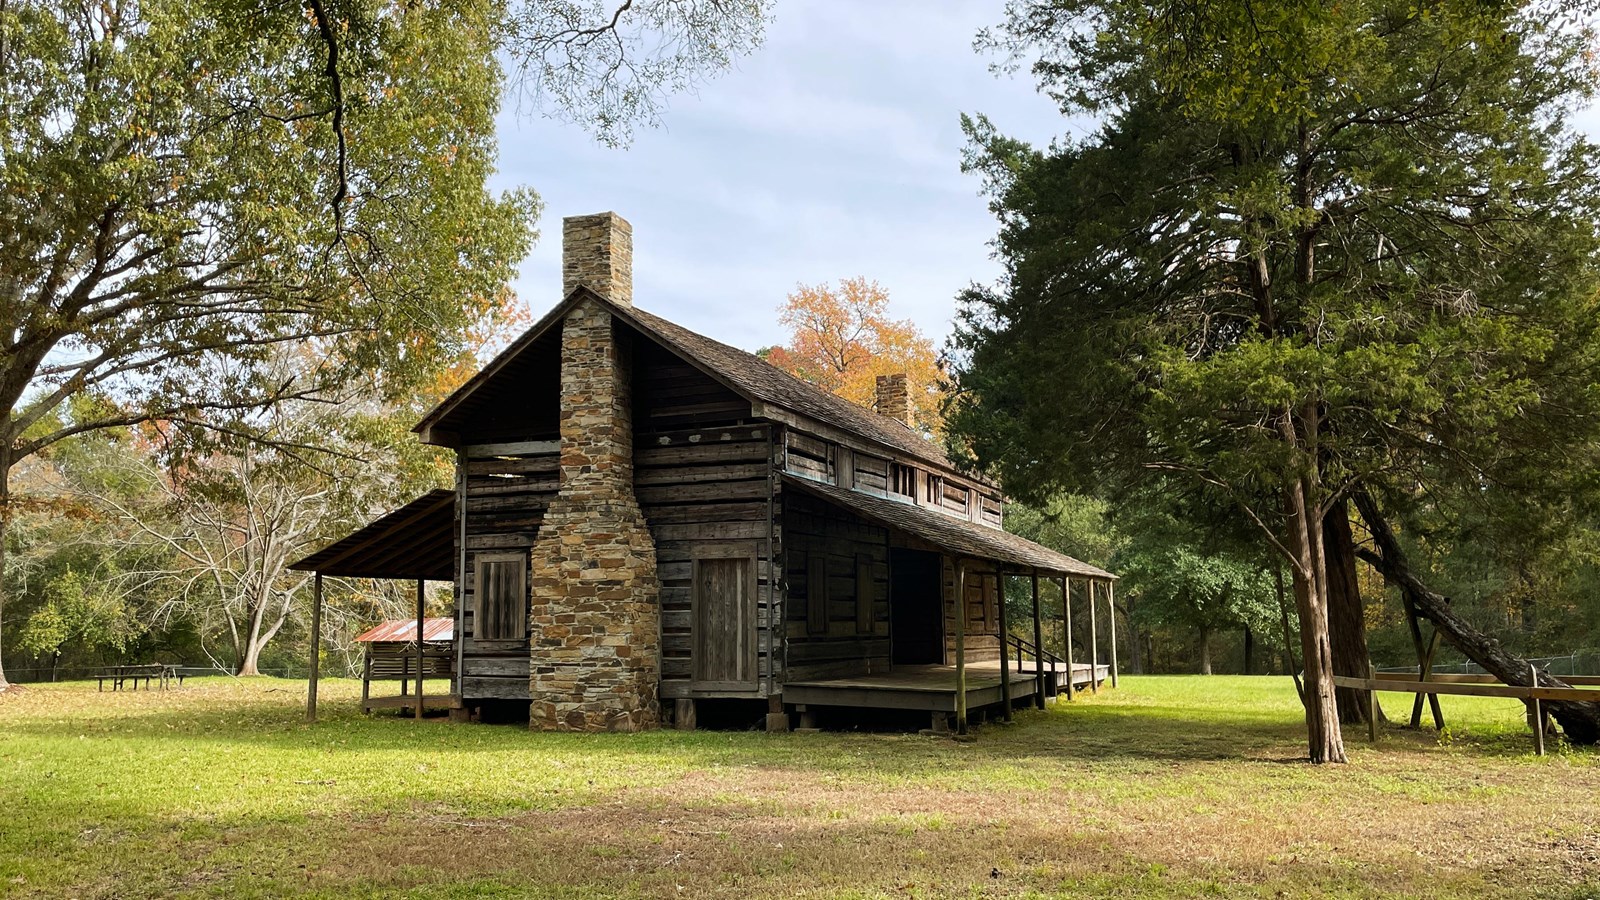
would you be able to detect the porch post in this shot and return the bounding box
[1061,577,1074,700]
[306,572,322,723]
[1108,579,1120,689]
[416,578,426,720]
[1031,571,1045,708]
[1088,579,1099,694]
[955,558,968,735]
[997,570,1012,722]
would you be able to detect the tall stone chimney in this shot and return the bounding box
[562,213,633,306]
[528,213,660,731]
[875,373,913,427]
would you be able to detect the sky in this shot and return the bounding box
[491,2,1600,355]
[491,1,1072,353]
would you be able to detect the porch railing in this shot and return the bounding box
[1007,633,1063,675]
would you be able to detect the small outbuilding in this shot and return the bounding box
[353,617,455,714]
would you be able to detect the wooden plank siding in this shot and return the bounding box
[782,427,1004,531]
[633,342,778,701]
[781,490,892,682]
[943,559,1002,662]
[458,440,558,701]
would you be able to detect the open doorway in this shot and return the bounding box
[890,548,944,665]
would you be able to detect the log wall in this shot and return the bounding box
[458,439,558,700]
[632,344,775,700]
[782,490,892,682]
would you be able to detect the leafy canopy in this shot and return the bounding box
[952,0,1600,531]
[764,278,945,434]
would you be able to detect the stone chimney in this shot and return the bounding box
[562,212,633,306]
[527,214,660,731]
[875,373,913,427]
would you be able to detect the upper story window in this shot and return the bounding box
[889,463,917,498]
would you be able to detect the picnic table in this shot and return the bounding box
[95,664,185,692]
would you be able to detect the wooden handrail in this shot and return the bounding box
[1007,633,1062,668]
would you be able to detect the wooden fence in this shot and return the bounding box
[1332,669,1600,755]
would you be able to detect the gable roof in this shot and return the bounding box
[784,476,1114,580]
[415,288,963,475]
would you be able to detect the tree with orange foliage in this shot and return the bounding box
[764,278,943,434]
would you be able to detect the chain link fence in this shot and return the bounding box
[4,664,310,683]
[1378,648,1600,677]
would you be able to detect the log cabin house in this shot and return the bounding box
[292,212,1117,733]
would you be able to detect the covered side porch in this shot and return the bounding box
[781,478,1119,734]
[289,489,461,721]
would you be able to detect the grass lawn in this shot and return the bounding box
[1,675,1597,899]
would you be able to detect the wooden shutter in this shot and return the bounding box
[807,553,829,636]
[855,555,874,635]
[474,552,526,641]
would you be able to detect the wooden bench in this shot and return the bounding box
[95,664,184,692]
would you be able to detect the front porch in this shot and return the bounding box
[784,660,1111,719]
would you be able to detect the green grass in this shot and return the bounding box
[1,675,1596,899]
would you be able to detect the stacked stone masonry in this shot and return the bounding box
[562,213,634,307]
[527,291,661,730]
[874,373,913,427]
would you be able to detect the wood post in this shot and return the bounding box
[1531,662,1546,757]
[361,651,372,713]
[1060,577,1074,699]
[997,572,1013,722]
[955,559,968,735]
[1108,580,1119,689]
[1403,594,1445,729]
[415,578,426,720]
[306,572,322,723]
[674,698,697,731]
[1367,662,1379,743]
[1088,579,1099,694]
[1031,572,1045,708]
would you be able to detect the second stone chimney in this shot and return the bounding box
[875,373,913,427]
[562,212,633,306]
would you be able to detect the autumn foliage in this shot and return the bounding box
[764,278,943,433]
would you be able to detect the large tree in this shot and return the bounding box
[948,0,1600,762]
[0,0,774,689]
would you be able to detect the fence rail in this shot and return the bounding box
[1333,669,1599,755]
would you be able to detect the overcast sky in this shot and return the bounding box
[491,1,1600,354]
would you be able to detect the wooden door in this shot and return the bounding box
[692,545,758,690]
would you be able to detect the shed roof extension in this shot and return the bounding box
[784,475,1114,580]
[288,489,455,581]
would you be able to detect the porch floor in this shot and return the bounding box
[784,662,1109,714]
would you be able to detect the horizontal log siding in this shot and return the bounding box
[944,559,1001,662]
[634,351,775,700]
[782,490,891,682]
[457,444,558,700]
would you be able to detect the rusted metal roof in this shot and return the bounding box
[288,489,455,581]
[784,475,1116,580]
[353,617,455,643]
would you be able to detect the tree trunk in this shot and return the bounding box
[0,451,11,692]
[1286,472,1347,763]
[1353,490,1600,745]
[1198,625,1213,675]
[1325,499,1380,724]
[1244,625,1254,676]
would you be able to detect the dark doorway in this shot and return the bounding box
[890,548,944,665]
